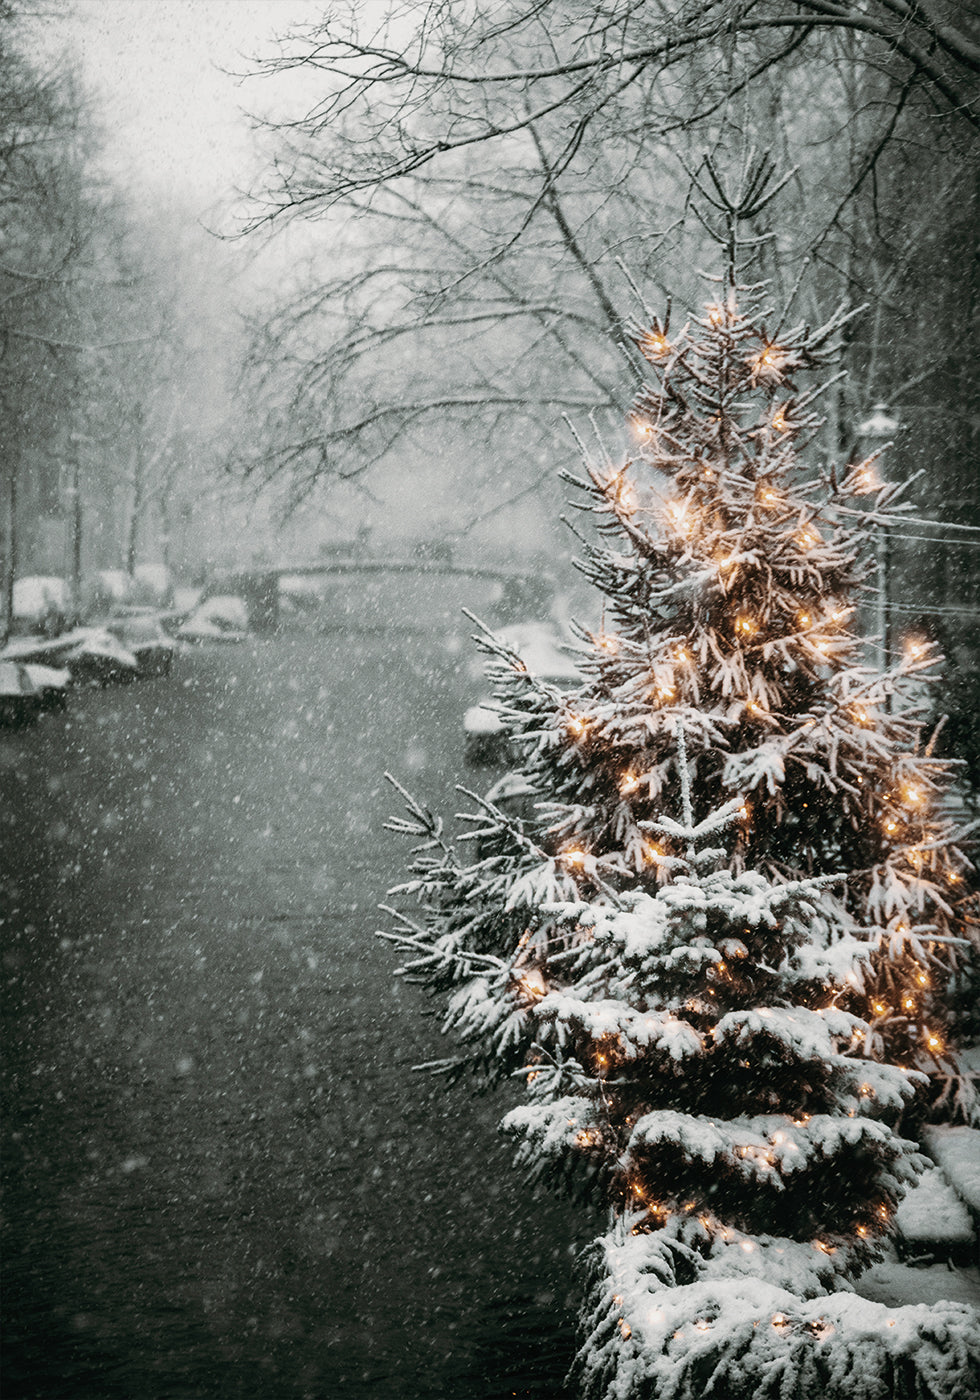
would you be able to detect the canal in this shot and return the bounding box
[1,620,591,1399]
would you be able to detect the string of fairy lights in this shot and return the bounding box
[496,296,974,1278]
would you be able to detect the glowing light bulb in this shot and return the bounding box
[518,969,547,1000]
[927,1033,944,1052]
[567,714,587,737]
[562,848,586,868]
[750,343,784,378]
[620,772,639,796]
[852,462,878,494]
[618,1318,632,1340]
[771,407,788,433]
[735,615,757,637]
[643,331,671,359]
[606,471,637,515]
[666,500,691,535]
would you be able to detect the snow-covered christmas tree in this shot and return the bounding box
[382,158,980,1399]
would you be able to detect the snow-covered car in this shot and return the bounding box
[62,629,140,686]
[177,594,250,643]
[464,621,581,764]
[23,662,71,711]
[0,661,43,726]
[104,616,175,677]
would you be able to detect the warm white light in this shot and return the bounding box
[666,500,691,535]
[518,969,547,1000]
[643,331,671,359]
[750,343,785,378]
[851,462,878,494]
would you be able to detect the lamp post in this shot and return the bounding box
[857,403,900,663]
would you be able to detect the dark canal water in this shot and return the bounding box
[1,616,592,1399]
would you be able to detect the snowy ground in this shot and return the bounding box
[857,1250,980,1309]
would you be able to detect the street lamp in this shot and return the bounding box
[857,403,900,662]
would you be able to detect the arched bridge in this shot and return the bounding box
[205,558,549,632]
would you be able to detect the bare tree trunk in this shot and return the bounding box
[1,464,16,646]
[125,441,145,577]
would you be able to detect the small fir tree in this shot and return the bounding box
[382,162,980,1399]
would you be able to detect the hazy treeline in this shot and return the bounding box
[0,1,238,631]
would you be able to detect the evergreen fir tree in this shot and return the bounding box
[382,159,980,1399]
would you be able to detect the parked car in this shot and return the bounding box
[0,661,43,726]
[177,595,250,644]
[63,629,140,687]
[104,615,175,678]
[23,662,71,711]
[463,621,581,765]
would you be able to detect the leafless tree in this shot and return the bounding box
[235,1,977,528]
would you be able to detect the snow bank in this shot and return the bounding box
[895,1165,975,1247]
[922,1126,980,1216]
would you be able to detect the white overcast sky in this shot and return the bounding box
[49,0,329,218]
